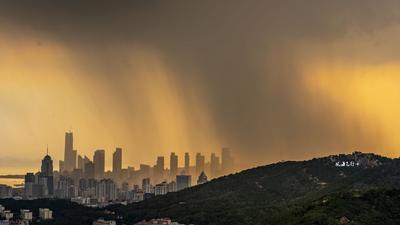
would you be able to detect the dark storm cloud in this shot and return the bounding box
[1,0,400,165]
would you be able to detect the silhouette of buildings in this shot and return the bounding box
[142,178,151,193]
[0,185,12,199]
[20,131,236,206]
[167,181,177,192]
[112,148,122,178]
[210,153,220,178]
[40,151,54,196]
[84,161,95,179]
[96,179,117,202]
[154,182,168,196]
[184,152,190,174]
[195,153,205,177]
[61,132,76,172]
[154,156,164,182]
[139,164,151,180]
[94,150,105,180]
[170,152,178,178]
[41,153,53,177]
[24,173,35,198]
[77,155,91,173]
[24,149,54,198]
[221,147,234,174]
[176,175,191,191]
[77,155,84,171]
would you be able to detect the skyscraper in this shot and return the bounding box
[63,132,76,172]
[72,149,77,169]
[112,148,122,177]
[84,161,95,179]
[184,152,190,174]
[24,173,35,198]
[176,175,191,191]
[59,160,64,173]
[195,153,205,176]
[41,155,53,177]
[221,147,233,174]
[154,156,164,181]
[170,152,178,178]
[78,155,91,173]
[93,150,105,180]
[210,153,220,178]
[40,152,54,196]
[96,179,117,202]
[156,156,164,170]
[83,156,91,171]
[77,155,84,171]
[142,178,151,193]
[140,164,151,179]
[154,182,168,196]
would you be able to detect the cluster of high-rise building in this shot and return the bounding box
[57,132,234,184]
[20,131,235,207]
[0,185,12,199]
[23,149,53,199]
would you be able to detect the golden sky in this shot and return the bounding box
[1,1,400,174]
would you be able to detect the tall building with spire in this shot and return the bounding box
[41,151,53,177]
[40,148,54,196]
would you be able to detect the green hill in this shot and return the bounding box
[111,152,400,225]
[266,189,400,225]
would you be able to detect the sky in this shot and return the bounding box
[1,0,400,174]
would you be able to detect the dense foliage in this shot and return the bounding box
[266,189,400,225]
[0,199,110,225]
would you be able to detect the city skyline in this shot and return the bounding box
[0,131,235,205]
[0,130,236,175]
[18,131,235,179]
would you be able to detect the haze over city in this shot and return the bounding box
[2,0,400,175]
